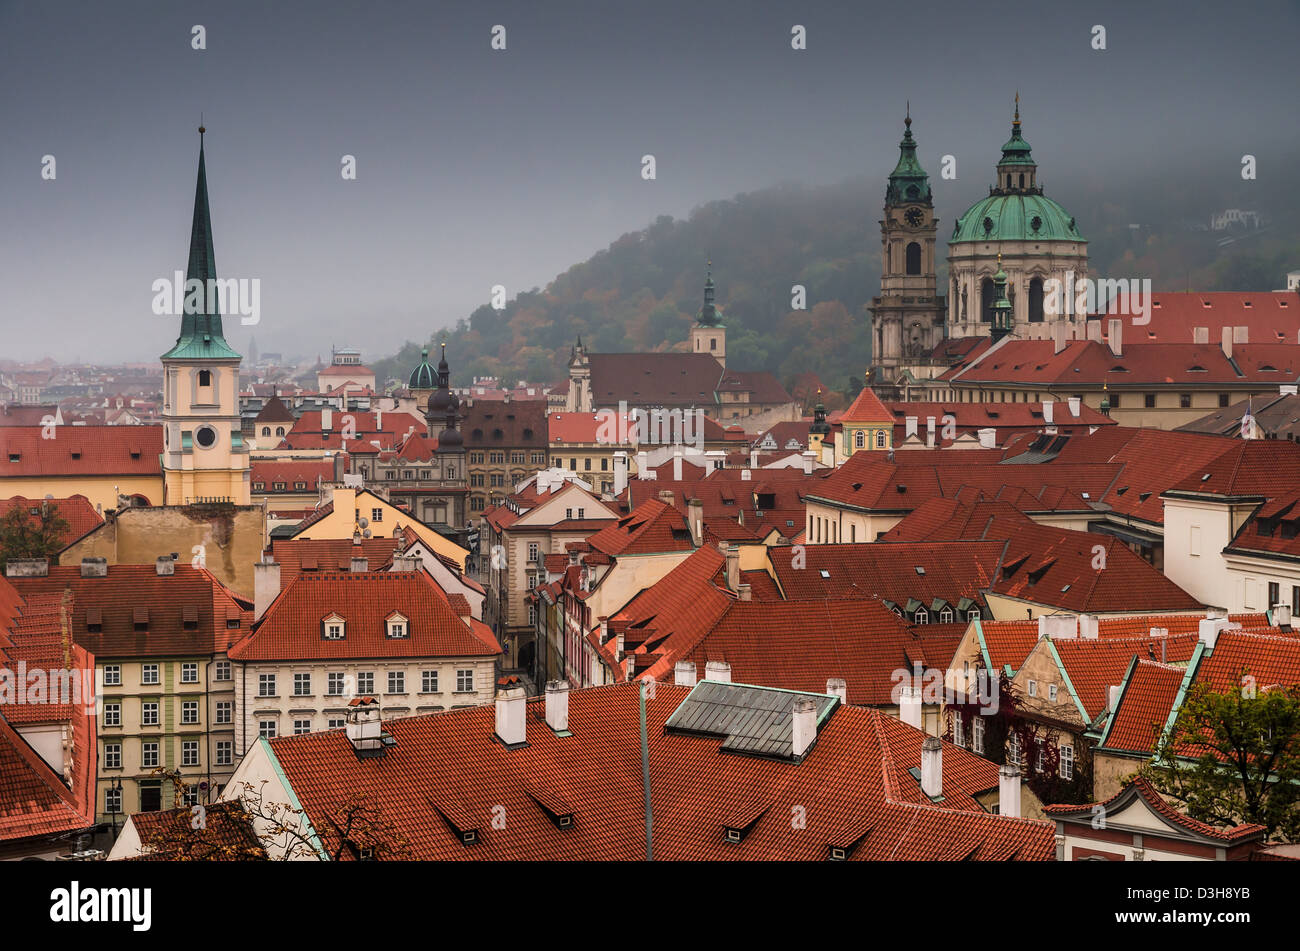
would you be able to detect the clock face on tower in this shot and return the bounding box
[904,207,924,228]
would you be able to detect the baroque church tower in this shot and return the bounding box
[690,262,726,367]
[869,109,945,389]
[160,127,250,506]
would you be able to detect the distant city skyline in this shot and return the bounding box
[3,0,1297,363]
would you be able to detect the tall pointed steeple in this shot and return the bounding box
[163,125,240,360]
[697,259,721,326]
[886,105,932,205]
[990,253,1014,342]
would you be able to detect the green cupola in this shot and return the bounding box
[886,104,932,205]
[162,126,241,361]
[409,347,436,389]
[990,255,1014,342]
[697,260,722,327]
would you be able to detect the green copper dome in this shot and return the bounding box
[409,347,436,388]
[951,192,1082,243]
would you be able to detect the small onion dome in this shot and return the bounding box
[436,426,463,451]
[409,348,436,389]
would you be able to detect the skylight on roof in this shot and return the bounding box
[915,566,925,575]
[819,570,830,579]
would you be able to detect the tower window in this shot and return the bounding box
[199,370,212,387]
[1018,173,1024,189]
[981,278,996,323]
[1029,277,1045,323]
[905,242,922,276]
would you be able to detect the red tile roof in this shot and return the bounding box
[230,571,500,662]
[0,495,103,548]
[1099,291,1300,345]
[1166,440,1300,499]
[0,425,162,478]
[122,801,266,861]
[9,564,251,659]
[249,459,335,493]
[1043,777,1267,843]
[840,386,892,423]
[1100,659,1187,754]
[260,682,1055,860]
[547,411,635,445]
[584,499,694,557]
[1050,633,1199,721]
[269,537,400,589]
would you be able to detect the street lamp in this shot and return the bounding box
[108,778,123,837]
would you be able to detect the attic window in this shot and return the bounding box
[819,570,830,579]
[71,451,81,460]
[183,605,199,630]
[7,453,18,463]
[86,607,102,632]
[1201,473,1212,482]
[915,566,925,575]
[322,614,346,640]
[1139,492,1152,502]
[386,614,409,639]
[133,607,149,631]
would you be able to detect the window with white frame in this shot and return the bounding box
[952,710,964,747]
[142,741,159,768]
[294,719,312,735]
[142,663,159,685]
[215,660,231,680]
[528,542,539,562]
[456,669,473,692]
[181,700,199,724]
[104,743,122,769]
[1035,740,1046,773]
[1027,679,1037,697]
[259,720,277,739]
[387,615,408,639]
[216,741,233,766]
[181,662,198,683]
[913,607,929,624]
[357,672,374,695]
[294,672,311,696]
[939,606,954,623]
[142,701,159,726]
[104,703,121,727]
[967,608,981,621]
[105,786,122,812]
[216,701,232,724]
[387,671,405,694]
[1008,732,1021,766]
[1048,684,1058,702]
[973,715,985,754]
[327,717,345,730]
[422,670,438,693]
[854,430,865,449]
[183,786,199,806]
[875,430,887,449]
[103,664,121,686]
[323,616,345,639]
[371,508,383,522]
[328,672,346,696]
[1061,744,1074,780]
[258,673,276,697]
[182,740,199,766]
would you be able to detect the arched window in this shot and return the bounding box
[1029,276,1045,323]
[854,430,866,449]
[981,277,996,323]
[198,369,211,387]
[875,430,887,449]
[261,427,270,436]
[276,426,285,436]
[905,242,922,275]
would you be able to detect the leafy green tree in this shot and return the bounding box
[1143,680,1300,841]
[0,501,70,568]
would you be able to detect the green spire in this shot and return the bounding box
[163,125,240,361]
[697,259,721,326]
[997,92,1035,167]
[886,104,932,205]
[991,254,1014,342]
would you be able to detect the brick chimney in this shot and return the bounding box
[921,736,943,798]
[998,765,1022,817]
[792,698,818,758]
[495,679,527,746]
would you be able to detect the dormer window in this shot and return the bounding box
[322,613,346,640]
[386,613,409,639]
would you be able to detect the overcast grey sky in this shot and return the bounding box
[1,0,1296,363]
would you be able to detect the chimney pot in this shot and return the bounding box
[1108,684,1123,715]
[81,557,108,578]
[544,680,570,732]
[154,556,173,576]
[704,660,731,683]
[725,546,740,593]
[898,685,923,729]
[737,583,752,601]
[826,678,847,702]
[921,736,943,799]
[673,660,696,687]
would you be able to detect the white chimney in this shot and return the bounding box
[674,660,697,687]
[79,557,107,578]
[1078,614,1099,640]
[1042,401,1054,424]
[375,408,383,430]
[545,680,570,732]
[704,660,731,683]
[495,682,527,746]
[687,497,704,546]
[1108,318,1123,357]
[1282,384,1299,397]
[636,451,649,479]
[905,416,918,439]
[1275,604,1293,631]
[725,546,740,593]
[977,427,997,449]
[1068,396,1081,418]
[613,451,628,496]
[921,736,943,799]
[345,698,384,753]
[926,416,936,449]
[998,765,1022,818]
[1234,325,1248,344]
[350,556,368,572]
[1221,326,1233,360]
[1039,614,1078,639]
[254,561,281,620]
[1052,322,1067,355]
[741,469,751,481]
[750,448,759,468]
[1108,684,1123,715]
[801,450,815,474]
[672,446,683,481]
[792,698,818,758]
[737,583,752,601]
[1087,320,1103,342]
[155,556,174,576]
[1193,326,1209,344]
[1199,617,1229,651]
[898,685,922,729]
[826,678,847,702]
[321,408,332,431]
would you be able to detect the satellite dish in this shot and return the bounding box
[44,493,54,500]
[358,517,369,528]
[363,529,372,538]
